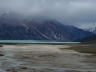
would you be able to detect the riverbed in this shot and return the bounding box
[0,44,96,72]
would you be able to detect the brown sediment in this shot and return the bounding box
[0,44,96,72]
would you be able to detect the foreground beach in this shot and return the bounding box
[0,44,96,72]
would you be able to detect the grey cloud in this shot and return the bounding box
[0,0,96,29]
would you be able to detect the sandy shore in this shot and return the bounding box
[0,44,96,72]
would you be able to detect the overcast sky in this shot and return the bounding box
[0,0,96,29]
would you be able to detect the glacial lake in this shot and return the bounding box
[0,40,80,44]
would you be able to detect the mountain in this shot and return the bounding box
[0,12,94,41]
[75,35,96,44]
[84,27,96,34]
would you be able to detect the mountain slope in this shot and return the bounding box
[0,12,94,41]
[75,34,96,43]
[84,27,96,34]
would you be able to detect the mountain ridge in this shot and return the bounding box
[0,12,94,41]
[84,27,96,34]
[74,34,96,44]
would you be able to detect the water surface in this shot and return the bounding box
[0,40,80,44]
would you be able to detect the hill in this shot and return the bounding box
[75,34,96,44]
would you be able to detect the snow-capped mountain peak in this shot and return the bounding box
[84,27,96,34]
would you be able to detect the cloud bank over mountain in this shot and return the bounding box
[0,0,96,29]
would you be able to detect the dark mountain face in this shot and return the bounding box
[75,35,96,44]
[0,12,94,41]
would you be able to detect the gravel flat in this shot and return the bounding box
[0,44,96,72]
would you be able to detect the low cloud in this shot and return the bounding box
[0,0,96,29]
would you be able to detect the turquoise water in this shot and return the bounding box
[0,40,80,44]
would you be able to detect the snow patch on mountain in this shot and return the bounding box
[84,27,96,34]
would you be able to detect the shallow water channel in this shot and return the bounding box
[0,45,96,72]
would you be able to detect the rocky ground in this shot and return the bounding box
[0,44,96,72]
